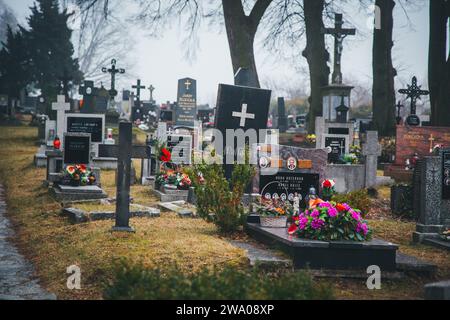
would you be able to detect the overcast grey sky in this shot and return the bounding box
[6,0,431,107]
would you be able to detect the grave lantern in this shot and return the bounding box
[53,136,61,150]
[321,84,353,122]
[335,95,349,123]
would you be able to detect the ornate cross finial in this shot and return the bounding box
[398,76,429,116]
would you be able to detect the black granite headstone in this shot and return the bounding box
[63,134,91,164]
[325,136,346,163]
[66,116,104,143]
[175,78,197,126]
[214,84,271,178]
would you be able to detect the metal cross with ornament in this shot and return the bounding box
[102,59,125,99]
[132,79,146,101]
[398,76,429,116]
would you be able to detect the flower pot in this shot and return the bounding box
[260,216,287,228]
[70,179,81,187]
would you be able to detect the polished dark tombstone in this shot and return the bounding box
[66,115,104,143]
[175,77,197,127]
[98,122,150,232]
[325,136,346,163]
[63,133,91,165]
[245,223,398,271]
[214,84,271,178]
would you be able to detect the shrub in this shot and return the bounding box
[103,262,334,300]
[332,189,371,216]
[186,161,255,233]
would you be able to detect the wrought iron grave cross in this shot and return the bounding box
[102,59,125,99]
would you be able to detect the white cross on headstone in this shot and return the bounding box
[184,79,192,90]
[52,95,70,147]
[232,103,255,127]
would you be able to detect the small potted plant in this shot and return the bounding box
[321,179,336,201]
[255,198,292,228]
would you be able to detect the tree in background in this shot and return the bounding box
[26,0,82,104]
[0,26,31,98]
[0,0,18,49]
[429,0,450,127]
[372,0,396,136]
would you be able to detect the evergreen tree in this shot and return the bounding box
[0,26,31,98]
[26,0,82,104]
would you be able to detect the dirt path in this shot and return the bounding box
[0,184,55,300]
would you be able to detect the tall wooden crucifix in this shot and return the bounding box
[102,59,125,100]
[324,13,356,84]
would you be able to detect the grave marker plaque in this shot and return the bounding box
[64,133,91,164]
[175,78,197,126]
[259,171,319,207]
[66,114,105,143]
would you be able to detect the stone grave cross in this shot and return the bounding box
[98,121,150,232]
[362,131,382,188]
[148,85,155,103]
[52,95,70,147]
[323,13,356,84]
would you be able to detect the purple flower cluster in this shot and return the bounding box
[311,218,325,230]
[356,221,369,235]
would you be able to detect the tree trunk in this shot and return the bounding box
[222,0,271,88]
[429,0,450,127]
[372,0,396,137]
[302,0,330,133]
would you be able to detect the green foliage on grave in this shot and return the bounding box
[186,156,255,233]
[104,261,334,300]
[332,189,371,217]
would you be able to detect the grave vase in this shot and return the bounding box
[260,216,288,228]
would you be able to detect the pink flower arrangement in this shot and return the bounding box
[289,201,372,241]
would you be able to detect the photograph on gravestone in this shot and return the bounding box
[214,84,271,166]
[176,78,197,127]
[63,133,91,165]
[259,171,320,207]
[66,114,105,143]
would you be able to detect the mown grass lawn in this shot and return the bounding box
[0,124,448,300]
